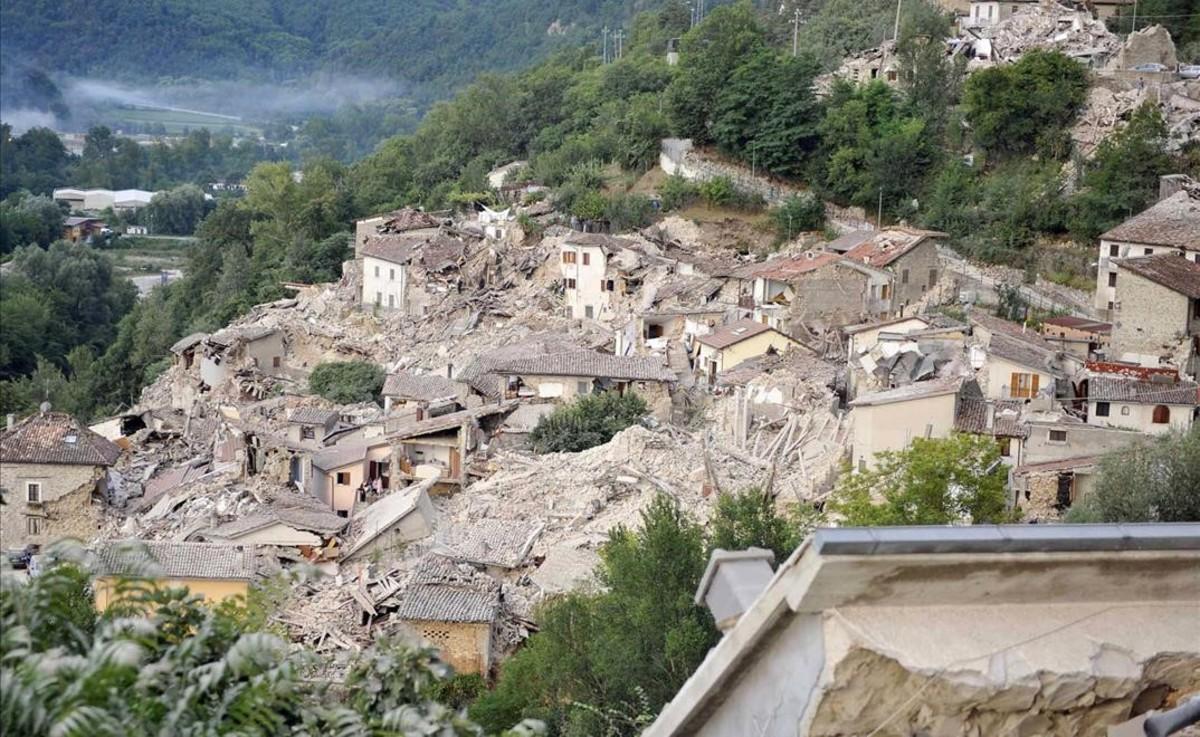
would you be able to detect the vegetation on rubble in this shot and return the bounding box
[308,360,386,405]
[1067,429,1200,524]
[830,433,1012,526]
[529,391,649,454]
[471,490,814,736]
[0,544,542,737]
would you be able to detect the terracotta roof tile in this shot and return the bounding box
[695,319,780,350]
[1117,254,1200,299]
[1089,376,1200,405]
[1100,192,1200,250]
[1,412,122,466]
[93,540,256,580]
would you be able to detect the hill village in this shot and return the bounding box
[2,3,1200,735]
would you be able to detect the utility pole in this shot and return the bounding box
[893,0,903,42]
[792,8,803,57]
[602,26,610,64]
[1131,0,1138,32]
[877,187,884,230]
[614,29,624,60]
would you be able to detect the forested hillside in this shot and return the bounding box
[1,0,649,100]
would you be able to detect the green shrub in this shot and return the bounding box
[773,194,825,241]
[659,174,699,211]
[604,193,656,231]
[307,360,385,404]
[698,176,736,207]
[530,391,649,454]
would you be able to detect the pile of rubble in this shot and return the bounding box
[972,1,1122,66]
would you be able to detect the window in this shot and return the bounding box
[1109,244,1119,257]
[1095,401,1110,417]
[26,482,41,503]
[1121,405,1130,415]
[335,472,350,485]
[1048,429,1068,443]
[1152,405,1170,424]
[605,279,615,292]
[388,294,396,308]
[928,268,938,288]
[374,265,380,277]
[26,517,44,535]
[272,356,281,368]
[389,268,395,281]
[1193,254,1199,263]
[1108,272,1117,287]
[880,284,891,300]
[585,305,594,319]
[582,252,590,265]
[301,426,315,440]
[1144,248,1153,256]
[577,381,590,395]
[337,510,349,518]
[562,251,576,264]
[998,437,1011,457]
[901,269,909,284]
[375,292,382,305]
[565,278,576,289]
[1108,301,1115,311]
[1010,372,1039,399]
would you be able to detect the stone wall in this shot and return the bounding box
[889,240,941,314]
[786,264,871,332]
[1111,270,1191,363]
[659,139,872,230]
[0,462,106,549]
[407,619,491,675]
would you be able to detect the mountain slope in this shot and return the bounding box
[0,0,654,99]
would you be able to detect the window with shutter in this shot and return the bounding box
[1152,405,1170,424]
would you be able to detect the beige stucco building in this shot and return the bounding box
[559,234,630,320]
[849,378,962,471]
[1086,375,1198,435]
[0,412,121,551]
[92,540,255,610]
[693,319,802,381]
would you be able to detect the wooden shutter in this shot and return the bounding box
[1010,372,1020,398]
[1030,374,1040,396]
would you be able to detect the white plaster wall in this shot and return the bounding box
[1087,400,1194,434]
[694,614,826,737]
[217,522,322,547]
[560,244,610,319]
[982,355,1055,400]
[362,256,408,311]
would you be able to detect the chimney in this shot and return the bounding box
[446,362,454,379]
[1158,174,1189,202]
[695,547,776,632]
[5,414,13,431]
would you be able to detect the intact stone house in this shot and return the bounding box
[1094,191,1200,318]
[1,412,122,550]
[1086,375,1199,435]
[1109,254,1200,368]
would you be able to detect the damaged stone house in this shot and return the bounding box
[381,370,459,415]
[0,411,123,550]
[310,438,394,516]
[1039,315,1112,360]
[645,525,1200,737]
[360,231,468,315]
[435,517,544,580]
[842,227,946,317]
[286,407,341,445]
[203,496,348,551]
[353,207,440,258]
[736,250,892,334]
[486,350,676,414]
[1107,253,1200,371]
[342,478,437,563]
[389,554,502,676]
[386,403,516,490]
[1094,190,1200,319]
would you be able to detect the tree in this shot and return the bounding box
[1067,430,1200,523]
[0,543,542,737]
[473,491,810,735]
[143,184,212,235]
[667,2,767,143]
[962,50,1088,159]
[1068,103,1172,243]
[773,193,826,241]
[307,361,385,404]
[708,488,818,562]
[831,433,1012,525]
[0,192,66,253]
[530,392,649,454]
